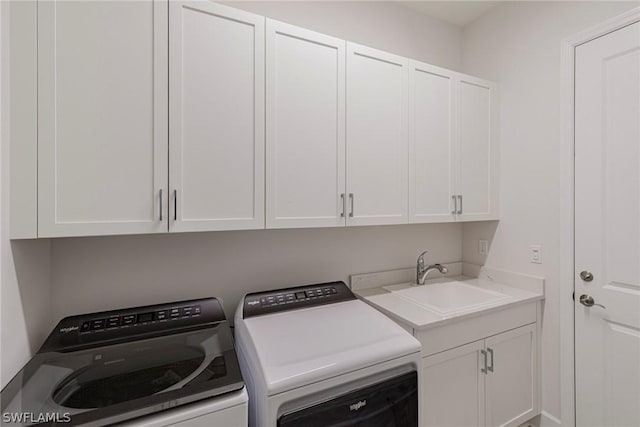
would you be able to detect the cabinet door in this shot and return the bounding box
[346,43,408,226]
[265,20,346,228]
[485,324,538,427]
[456,74,499,221]
[37,0,168,237]
[169,1,264,232]
[422,340,485,427]
[408,61,456,223]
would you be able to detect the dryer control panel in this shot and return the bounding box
[243,281,355,318]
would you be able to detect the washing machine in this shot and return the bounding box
[234,281,422,427]
[1,297,247,426]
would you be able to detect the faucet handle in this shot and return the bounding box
[417,250,429,265]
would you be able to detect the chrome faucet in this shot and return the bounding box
[416,250,448,285]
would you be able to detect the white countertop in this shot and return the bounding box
[353,275,544,330]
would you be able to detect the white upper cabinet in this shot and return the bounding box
[18,2,499,239]
[37,0,168,237]
[169,1,264,232]
[265,20,346,228]
[346,43,409,226]
[456,74,499,221]
[408,61,456,223]
[409,67,498,223]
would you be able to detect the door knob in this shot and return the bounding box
[580,271,593,282]
[579,294,605,309]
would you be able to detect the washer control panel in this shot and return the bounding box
[42,297,225,352]
[243,281,355,318]
[79,303,203,333]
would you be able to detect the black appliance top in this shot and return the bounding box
[1,298,244,426]
[242,281,356,318]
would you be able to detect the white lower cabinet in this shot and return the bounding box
[422,324,537,427]
[423,340,485,427]
[484,325,537,427]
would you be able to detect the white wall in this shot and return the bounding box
[0,0,52,388]
[461,1,638,422]
[222,0,462,70]
[51,224,462,321]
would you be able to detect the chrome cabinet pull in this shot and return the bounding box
[458,195,463,214]
[159,189,163,221]
[487,348,494,372]
[340,193,345,218]
[481,349,488,374]
[452,195,457,215]
[173,190,178,221]
[349,193,354,217]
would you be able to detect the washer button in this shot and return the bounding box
[106,316,120,328]
[122,315,135,326]
[90,319,105,330]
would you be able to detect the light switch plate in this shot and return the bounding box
[530,245,542,264]
[479,239,489,255]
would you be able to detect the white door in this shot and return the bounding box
[346,43,408,226]
[408,60,456,223]
[575,21,640,427]
[37,0,168,237]
[265,20,346,229]
[422,340,485,427]
[484,324,538,427]
[456,74,499,221]
[169,1,264,232]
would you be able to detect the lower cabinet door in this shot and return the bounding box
[422,340,485,427]
[484,324,538,427]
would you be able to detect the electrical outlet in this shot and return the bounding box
[530,245,542,264]
[479,239,489,255]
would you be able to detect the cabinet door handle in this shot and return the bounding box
[173,190,178,221]
[487,347,494,372]
[452,195,457,215]
[457,195,463,215]
[340,193,345,218]
[349,193,354,218]
[159,189,164,221]
[481,349,488,374]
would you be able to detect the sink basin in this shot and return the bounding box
[383,281,510,315]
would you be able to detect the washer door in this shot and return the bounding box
[52,346,205,409]
[277,371,418,427]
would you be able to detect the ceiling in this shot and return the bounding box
[398,1,501,27]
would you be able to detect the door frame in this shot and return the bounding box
[559,7,640,426]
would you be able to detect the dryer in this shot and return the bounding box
[235,281,422,427]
